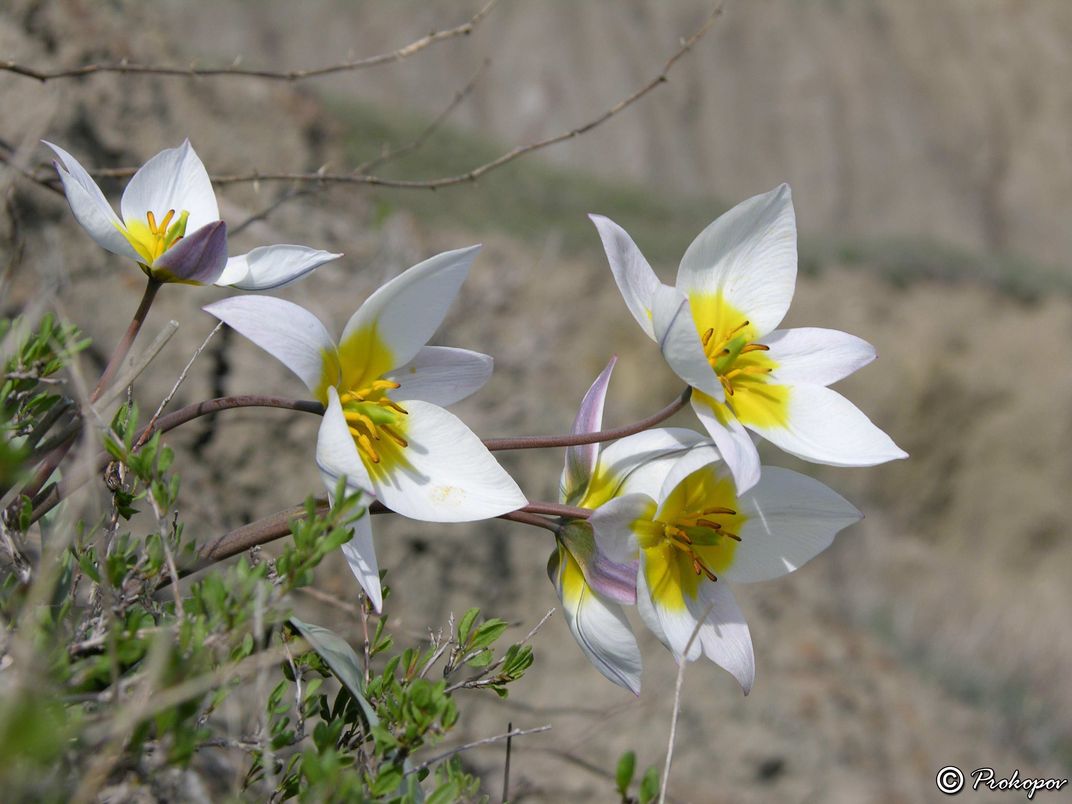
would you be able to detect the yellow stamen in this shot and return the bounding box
[740,343,769,354]
[701,327,714,346]
[380,425,408,449]
[146,210,158,234]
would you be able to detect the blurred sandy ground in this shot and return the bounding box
[2,1,1071,801]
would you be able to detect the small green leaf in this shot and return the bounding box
[457,608,480,643]
[616,750,636,796]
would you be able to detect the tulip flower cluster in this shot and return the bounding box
[49,141,906,697]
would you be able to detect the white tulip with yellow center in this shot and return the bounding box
[588,443,862,693]
[550,357,713,694]
[47,140,340,288]
[204,245,526,610]
[591,184,907,492]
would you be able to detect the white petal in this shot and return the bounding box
[340,511,383,612]
[44,141,139,260]
[589,428,708,503]
[589,214,660,340]
[728,467,861,583]
[339,245,480,377]
[371,400,526,522]
[762,327,876,387]
[316,387,373,493]
[676,184,797,337]
[691,395,761,493]
[385,346,492,408]
[588,493,652,568]
[218,245,343,291]
[687,582,755,694]
[203,296,340,397]
[747,384,908,467]
[654,444,724,513]
[636,553,702,662]
[561,357,616,505]
[650,285,725,401]
[549,546,642,695]
[120,140,219,234]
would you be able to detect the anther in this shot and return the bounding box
[701,328,714,346]
[700,506,736,516]
[695,519,722,530]
[722,532,741,542]
[381,425,408,449]
[146,210,158,233]
[371,380,401,392]
[740,343,770,353]
[158,209,176,232]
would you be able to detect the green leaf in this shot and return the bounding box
[616,750,636,796]
[289,617,378,727]
[457,608,480,643]
[639,766,660,804]
[469,618,508,650]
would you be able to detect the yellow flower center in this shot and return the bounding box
[699,319,773,398]
[338,379,408,466]
[690,292,790,429]
[660,504,741,583]
[122,208,190,266]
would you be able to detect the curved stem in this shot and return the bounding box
[172,498,581,585]
[91,277,162,403]
[148,396,325,438]
[18,281,164,505]
[483,387,691,451]
[27,387,690,526]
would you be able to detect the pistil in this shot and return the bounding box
[339,379,408,464]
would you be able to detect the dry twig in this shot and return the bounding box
[0,1,499,83]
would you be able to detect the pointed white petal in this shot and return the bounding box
[549,546,642,695]
[120,140,219,234]
[728,466,861,583]
[748,384,908,467]
[385,346,492,408]
[636,552,702,662]
[654,444,724,514]
[316,387,373,493]
[650,285,725,401]
[339,245,480,378]
[561,357,616,505]
[762,327,876,387]
[203,296,339,397]
[340,511,383,612]
[44,141,139,260]
[677,184,797,337]
[589,214,660,339]
[218,245,342,291]
[588,428,708,503]
[687,582,755,694]
[691,395,761,493]
[371,400,526,523]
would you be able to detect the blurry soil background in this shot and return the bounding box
[3,1,1071,801]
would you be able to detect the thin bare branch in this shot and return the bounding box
[135,321,223,449]
[659,604,713,804]
[25,5,723,192]
[0,1,499,83]
[406,725,551,776]
[354,57,490,175]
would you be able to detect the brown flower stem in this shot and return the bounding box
[26,386,689,527]
[15,279,163,507]
[164,499,583,587]
[91,277,162,403]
